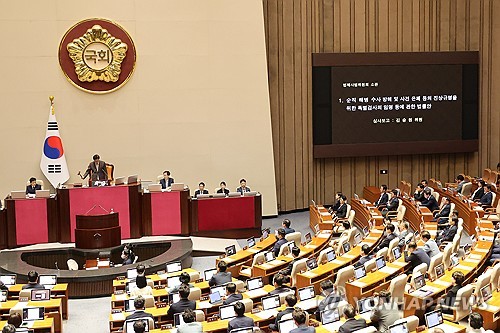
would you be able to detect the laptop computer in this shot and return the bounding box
[320,308,341,331]
[304,232,312,244]
[450,253,460,267]
[258,294,281,318]
[326,249,336,262]
[425,309,444,330]
[38,275,57,289]
[392,247,401,260]
[127,269,138,280]
[13,329,33,333]
[342,242,351,253]
[0,274,16,286]
[124,298,136,312]
[228,192,240,197]
[376,256,386,270]
[354,266,367,280]
[204,268,217,281]
[210,285,227,298]
[0,290,7,302]
[219,304,237,320]
[209,290,222,304]
[357,297,376,320]
[243,191,258,197]
[279,318,298,333]
[354,233,362,245]
[148,184,162,192]
[197,194,211,199]
[262,228,270,239]
[166,261,182,274]
[168,292,180,304]
[363,226,369,237]
[174,312,186,327]
[125,318,150,332]
[126,281,137,293]
[264,251,275,262]
[414,274,426,290]
[434,263,445,279]
[481,284,493,303]
[247,277,263,291]
[225,245,236,256]
[11,191,26,199]
[127,175,139,184]
[22,307,44,323]
[167,275,182,288]
[30,289,50,301]
[115,177,126,185]
[306,258,318,270]
[171,183,185,191]
[389,321,409,333]
[35,190,50,198]
[297,286,317,309]
[247,237,256,248]
[314,223,320,234]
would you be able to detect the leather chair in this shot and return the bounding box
[285,232,302,247]
[376,247,388,260]
[194,309,205,322]
[442,243,453,270]
[461,182,472,196]
[106,163,114,181]
[387,238,400,261]
[278,242,292,257]
[393,315,419,332]
[334,266,354,297]
[316,247,334,265]
[239,298,253,313]
[490,262,500,290]
[427,253,444,281]
[441,284,474,322]
[484,200,500,221]
[389,273,407,307]
[240,252,265,277]
[290,259,308,287]
[351,327,377,333]
[67,259,78,270]
[143,295,155,308]
[188,287,202,301]
[472,270,492,302]
[363,258,376,273]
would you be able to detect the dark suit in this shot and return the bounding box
[217,188,230,195]
[413,190,424,202]
[331,200,341,213]
[166,298,196,319]
[280,258,300,276]
[404,248,431,271]
[376,233,397,251]
[440,284,461,314]
[338,318,367,333]
[126,310,154,321]
[386,197,399,211]
[335,204,348,218]
[160,178,174,189]
[283,227,295,235]
[273,238,288,257]
[315,292,342,318]
[441,225,458,242]
[355,255,373,268]
[420,195,439,212]
[208,271,232,287]
[472,187,485,201]
[480,192,493,206]
[290,326,315,333]
[434,204,451,223]
[22,282,45,290]
[194,189,209,198]
[375,193,389,207]
[269,307,294,331]
[269,286,292,296]
[236,186,251,194]
[83,160,108,181]
[26,184,41,195]
[223,293,243,305]
[228,315,254,333]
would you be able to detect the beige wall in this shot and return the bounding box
[0,0,278,215]
[264,0,500,211]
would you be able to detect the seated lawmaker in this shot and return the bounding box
[355,244,372,268]
[374,185,389,209]
[217,181,230,195]
[456,174,467,193]
[398,222,411,248]
[436,216,458,246]
[421,231,440,258]
[291,308,315,333]
[282,219,295,234]
[269,273,292,295]
[469,312,495,333]
[419,189,439,212]
[2,324,15,333]
[370,290,401,332]
[167,285,196,319]
[436,271,464,314]
[194,182,209,198]
[479,184,494,207]
[433,197,451,225]
[375,224,397,252]
[160,170,174,189]
[270,294,297,331]
[168,272,193,294]
[413,184,425,202]
[404,242,430,272]
[208,261,231,287]
[471,180,485,201]
[315,280,341,318]
[223,282,242,305]
[333,195,348,219]
[338,304,366,333]
[130,276,153,297]
[178,309,202,333]
[121,249,133,265]
[125,296,154,321]
[22,271,44,290]
[329,192,343,214]
[381,190,399,219]
[236,179,251,194]
[26,177,41,195]
[280,246,301,276]
[228,302,254,332]
[7,313,22,328]
[273,228,288,257]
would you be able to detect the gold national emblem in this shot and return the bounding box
[67,25,128,83]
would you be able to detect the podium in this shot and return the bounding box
[75,212,121,249]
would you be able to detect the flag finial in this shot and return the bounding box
[49,96,54,105]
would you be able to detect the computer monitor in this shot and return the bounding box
[363,226,369,237]
[247,277,263,291]
[304,232,312,244]
[262,228,270,239]
[38,275,57,286]
[375,256,386,270]
[264,251,275,262]
[389,321,409,333]
[209,291,222,304]
[354,233,362,245]
[425,309,443,329]
[0,274,16,286]
[262,295,281,310]
[124,298,136,312]
[210,285,227,297]
[247,237,256,248]
[204,268,217,281]
[219,304,237,320]
[463,243,471,255]
[125,318,150,332]
[0,290,7,302]
[126,281,137,293]
[306,258,318,270]
[166,261,182,274]
[298,286,315,301]
[174,313,186,327]
[30,289,50,301]
[168,292,180,304]
[392,247,401,260]
[279,318,298,333]
[127,269,138,280]
[414,274,426,290]
[342,242,351,254]
[357,297,375,314]
[354,266,366,280]
[22,307,44,321]
[127,175,139,184]
[225,245,236,256]
[434,263,445,279]
[326,249,336,262]
[450,253,460,267]
[481,284,493,303]
[320,308,340,325]
[167,275,181,288]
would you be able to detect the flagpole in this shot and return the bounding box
[49,96,54,115]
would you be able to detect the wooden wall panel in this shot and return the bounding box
[263,0,500,212]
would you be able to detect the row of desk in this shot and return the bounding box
[0,185,262,248]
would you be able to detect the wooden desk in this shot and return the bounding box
[474,288,500,331]
[7,284,69,320]
[142,189,190,236]
[0,298,62,333]
[85,258,111,269]
[0,318,54,333]
[309,205,333,231]
[113,268,200,291]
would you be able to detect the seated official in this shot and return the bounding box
[419,189,439,212]
[374,185,389,209]
[471,180,486,201]
[421,179,431,192]
[397,222,410,248]
[80,154,108,181]
[228,301,254,332]
[236,178,251,194]
[133,321,146,333]
[223,282,242,305]
[282,219,295,234]
[125,296,154,323]
[338,304,366,333]
[421,231,440,258]
[333,195,348,219]
[468,312,495,333]
[7,313,22,328]
[370,290,401,333]
[436,271,464,314]
[217,181,230,195]
[479,184,494,207]
[136,264,146,277]
[433,197,452,225]
[375,224,397,252]
[22,271,44,290]
[315,280,341,318]
[167,285,196,319]
[404,242,430,272]
[194,182,209,198]
[121,249,133,265]
[177,309,203,333]
[291,308,315,333]
[169,272,193,294]
[413,184,425,202]
[436,217,458,246]
[329,192,343,214]
[123,243,136,264]
[280,246,301,276]
[273,228,288,257]
[160,170,174,189]
[2,324,15,333]
[25,177,41,195]
[381,190,399,219]
[209,261,232,287]
[456,175,467,193]
[269,273,291,295]
[270,294,297,331]
[355,244,373,268]
[130,276,153,297]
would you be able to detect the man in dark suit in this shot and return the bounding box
[167,285,196,319]
[269,273,291,295]
[81,154,108,181]
[236,179,251,194]
[290,308,315,333]
[480,185,494,207]
[338,304,367,333]
[329,192,343,214]
[355,244,373,268]
[436,217,458,246]
[272,228,288,257]
[227,302,254,332]
[25,177,41,195]
[375,224,397,252]
[413,184,425,202]
[333,195,348,219]
[217,181,230,195]
[282,219,295,234]
[209,261,232,287]
[160,170,174,189]
[420,189,439,212]
[223,283,242,305]
[374,185,389,209]
[21,271,44,290]
[125,296,154,321]
[471,180,485,201]
[194,182,209,198]
[438,271,464,314]
[269,294,297,331]
[381,190,399,220]
[404,242,431,272]
[315,280,342,318]
[280,246,300,276]
[433,197,451,225]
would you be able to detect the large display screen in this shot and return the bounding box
[312,52,479,158]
